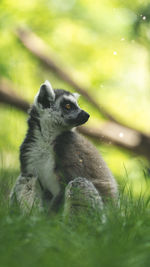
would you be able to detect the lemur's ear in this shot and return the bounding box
[73,93,80,100]
[34,80,55,108]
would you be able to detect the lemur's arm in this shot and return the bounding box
[63,177,104,222]
[10,175,104,219]
[9,175,44,214]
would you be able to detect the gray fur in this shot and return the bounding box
[10,175,44,214]
[63,177,104,222]
[10,81,118,212]
[54,131,118,201]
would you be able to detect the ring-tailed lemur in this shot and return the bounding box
[18,81,117,210]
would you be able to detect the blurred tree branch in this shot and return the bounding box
[15,28,126,125]
[0,79,29,112]
[1,79,150,160]
[16,28,148,135]
[1,27,150,161]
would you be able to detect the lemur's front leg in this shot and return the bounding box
[10,174,64,215]
[9,175,44,214]
[63,177,104,222]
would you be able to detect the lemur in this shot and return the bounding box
[19,80,118,209]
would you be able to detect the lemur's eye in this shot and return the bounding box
[62,100,77,111]
[65,103,71,110]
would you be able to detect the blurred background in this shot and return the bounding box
[1,0,150,196]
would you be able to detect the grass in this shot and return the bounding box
[1,167,150,267]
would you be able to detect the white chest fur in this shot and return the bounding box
[25,135,60,198]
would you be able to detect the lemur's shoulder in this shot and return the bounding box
[54,130,99,158]
[53,130,107,173]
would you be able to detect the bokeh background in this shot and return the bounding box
[1,0,150,196]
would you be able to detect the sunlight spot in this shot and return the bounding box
[113,51,117,55]
[142,16,146,20]
[121,38,125,41]
[119,132,124,138]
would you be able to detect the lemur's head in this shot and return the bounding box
[33,80,90,130]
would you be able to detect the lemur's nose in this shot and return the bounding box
[81,110,90,121]
[78,110,90,124]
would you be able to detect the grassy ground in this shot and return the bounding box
[0,168,150,267]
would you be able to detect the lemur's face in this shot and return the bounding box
[34,81,90,129]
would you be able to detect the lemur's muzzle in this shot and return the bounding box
[76,110,90,126]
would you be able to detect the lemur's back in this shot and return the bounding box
[54,130,117,200]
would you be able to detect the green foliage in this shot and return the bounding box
[1,169,150,267]
[1,0,150,194]
[1,1,150,265]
